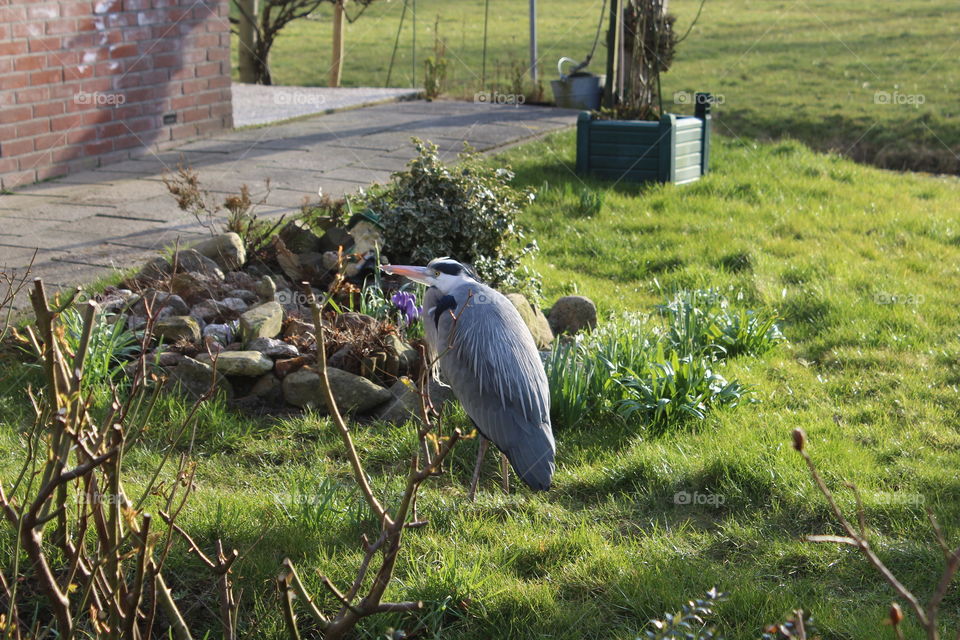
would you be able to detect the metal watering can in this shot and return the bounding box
[550,57,603,110]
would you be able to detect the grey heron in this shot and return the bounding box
[381,258,555,496]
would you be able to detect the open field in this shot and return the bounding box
[236,0,960,172]
[3,128,960,637]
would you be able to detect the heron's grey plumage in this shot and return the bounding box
[424,280,555,491]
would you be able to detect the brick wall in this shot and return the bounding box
[0,0,233,190]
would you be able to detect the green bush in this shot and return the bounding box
[361,140,539,292]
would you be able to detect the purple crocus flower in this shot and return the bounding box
[391,291,422,325]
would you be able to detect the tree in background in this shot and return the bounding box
[233,0,377,85]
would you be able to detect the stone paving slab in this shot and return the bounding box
[231,85,421,128]
[0,98,578,310]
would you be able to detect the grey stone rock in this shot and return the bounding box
[375,377,422,424]
[127,315,147,331]
[155,316,201,343]
[196,351,274,377]
[384,333,420,374]
[239,301,283,343]
[247,337,299,359]
[251,373,282,400]
[134,256,171,284]
[133,291,190,316]
[202,323,233,345]
[190,300,226,323]
[322,251,339,271]
[278,219,322,254]
[282,366,391,413]
[506,293,554,349]
[327,344,354,370]
[164,356,233,400]
[169,272,212,302]
[333,312,378,333]
[255,275,277,302]
[221,297,249,313]
[548,295,598,335]
[283,318,314,338]
[318,226,352,253]
[192,233,246,271]
[156,350,183,367]
[172,249,225,280]
[228,288,258,304]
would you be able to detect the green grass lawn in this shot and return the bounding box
[240,0,960,172]
[4,130,960,638]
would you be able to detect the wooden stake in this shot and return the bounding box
[330,0,346,87]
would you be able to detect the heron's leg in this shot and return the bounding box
[468,438,489,502]
[500,453,510,494]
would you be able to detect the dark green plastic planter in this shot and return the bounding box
[576,92,713,184]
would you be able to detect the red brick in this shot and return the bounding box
[93,0,122,14]
[180,49,206,65]
[109,43,138,59]
[206,47,229,63]
[170,66,194,82]
[194,61,219,78]
[16,120,50,138]
[3,73,29,90]
[168,123,196,140]
[123,116,156,132]
[153,53,179,69]
[46,19,79,35]
[66,128,97,144]
[97,121,129,138]
[0,157,18,174]
[17,86,51,104]
[141,69,169,85]
[84,140,113,155]
[67,64,96,80]
[208,75,230,90]
[49,50,80,66]
[28,4,60,20]
[123,0,152,9]
[124,87,158,103]
[36,164,70,182]
[51,114,84,131]
[61,3,95,17]
[17,151,52,174]
[14,55,46,72]
[0,40,29,56]
[195,90,222,107]
[30,69,63,85]
[180,106,209,123]
[0,6,28,22]
[3,106,33,123]
[28,36,63,53]
[33,133,66,151]
[2,138,35,157]
[210,102,230,118]
[181,78,208,93]
[112,134,143,150]
[33,101,66,117]
[81,110,113,126]
[2,170,38,190]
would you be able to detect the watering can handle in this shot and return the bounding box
[557,57,579,79]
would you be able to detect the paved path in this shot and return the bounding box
[0,99,577,309]
[231,84,421,127]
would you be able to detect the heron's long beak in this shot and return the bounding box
[380,264,433,285]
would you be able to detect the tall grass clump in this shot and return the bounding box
[59,305,140,402]
[545,290,783,431]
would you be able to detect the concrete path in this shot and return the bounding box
[231,84,422,128]
[0,99,577,309]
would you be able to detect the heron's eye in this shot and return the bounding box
[432,269,441,277]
